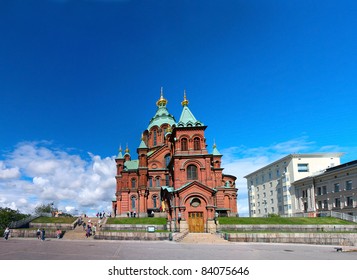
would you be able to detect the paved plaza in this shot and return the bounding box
[1,237,357,260]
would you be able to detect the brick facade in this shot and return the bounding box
[112,90,238,232]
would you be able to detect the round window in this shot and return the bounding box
[190,197,201,207]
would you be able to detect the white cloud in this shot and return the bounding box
[1,137,354,218]
[0,161,20,179]
[0,141,116,215]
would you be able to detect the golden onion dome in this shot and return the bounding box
[181,90,189,106]
[156,87,168,107]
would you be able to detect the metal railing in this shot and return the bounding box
[8,212,52,229]
[283,211,357,223]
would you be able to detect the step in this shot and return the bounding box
[180,233,228,244]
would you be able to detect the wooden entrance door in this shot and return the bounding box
[188,212,204,232]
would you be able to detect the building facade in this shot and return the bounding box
[112,90,238,232]
[245,153,342,217]
[293,160,357,216]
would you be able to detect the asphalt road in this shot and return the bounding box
[1,237,357,260]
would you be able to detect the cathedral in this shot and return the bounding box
[112,89,238,233]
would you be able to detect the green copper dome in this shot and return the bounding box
[147,88,176,130]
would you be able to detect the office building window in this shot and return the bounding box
[298,163,309,172]
[317,187,322,196]
[322,186,327,195]
[334,183,340,193]
[347,197,353,207]
[346,180,352,191]
[323,200,328,209]
[335,198,341,208]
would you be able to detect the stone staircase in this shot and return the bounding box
[63,217,103,240]
[179,233,228,244]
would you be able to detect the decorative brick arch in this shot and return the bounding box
[180,159,204,170]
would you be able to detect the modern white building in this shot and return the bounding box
[244,153,343,217]
[293,160,357,216]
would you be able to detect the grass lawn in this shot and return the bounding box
[106,217,167,225]
[218,216,355,225]
[31,217,77,224]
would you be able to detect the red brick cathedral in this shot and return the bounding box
[112,89,238,233]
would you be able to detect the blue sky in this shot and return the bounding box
[1,0,357,216]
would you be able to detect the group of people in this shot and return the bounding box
[96,211,107,219]
[36,228,47,241]
[83,220,96,238]
[127,211,137,217]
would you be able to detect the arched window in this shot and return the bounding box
[153,130,157,146]
[131,178,136,189]
[187,164,198,180]
[193,137,200,150]
[164,154,171,167]
[153,195,158,208]
[181,138,188,151]
[156,176,161,187]
[131,196,136,210]
[165,174,170,186]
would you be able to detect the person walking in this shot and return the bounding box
[36,228,41,239]
[41,228,45,241]
[3,227,10,240]
[92,224,96,236]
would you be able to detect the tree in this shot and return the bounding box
[0,207,29,229]
[34,203,57,215]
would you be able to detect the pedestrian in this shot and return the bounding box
[56,229,62,239]
[92,224,96,236]
[36,228,41,239]
[82,222,86,231]
[41,228,45,241]
[3,227,10,240]
[86,227,91,238]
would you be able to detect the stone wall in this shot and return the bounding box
[225,232,357,246]
[10,229,61,238]
[94,231,170,241]
[29,220,77,230]
[101,224,167,231]
[219,224,357,232]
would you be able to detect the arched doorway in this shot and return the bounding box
[186,196,206,233]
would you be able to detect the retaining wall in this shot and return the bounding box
[219,224,357,232]
[10,229,63,239]
[94,231,170,241]
[102,224,167,231]
[225,232,357,246]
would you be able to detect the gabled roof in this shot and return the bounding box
[175,181,216,194]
